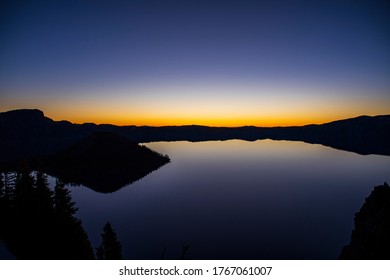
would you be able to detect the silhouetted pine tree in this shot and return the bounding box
[53,179,95,259]
[0,172,14,236]
[4,170,37,258]
[54,179,78,220]
[14,170,36,217]
[2,172,16,203]
[96,222,123,260]
[35,172,54,216]
[32,172,57,258]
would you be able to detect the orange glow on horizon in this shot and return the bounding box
[2,98,389,127]
[0,103,388,127]
[45,111,383,127]
[1,85,389,127]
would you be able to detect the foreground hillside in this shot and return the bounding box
[340,182,390,259]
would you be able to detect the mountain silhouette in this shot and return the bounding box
[37,132,170,193]
[1,109,389,167]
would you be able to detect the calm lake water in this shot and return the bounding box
[68,140,390,259]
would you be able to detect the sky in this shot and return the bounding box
[0,0,389,126]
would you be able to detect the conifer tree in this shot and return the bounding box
[14,170,36,219]
[2,172,16,202]
[6,170,37,258]
[96,222,123,259]
[54,179,78,220]
[53,179,95,259]
[35,172,54,217]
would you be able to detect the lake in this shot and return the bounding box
[68,139,390,259]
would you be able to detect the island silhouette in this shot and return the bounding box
[37,132,170,193]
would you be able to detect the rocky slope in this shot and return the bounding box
[340,182,390,259]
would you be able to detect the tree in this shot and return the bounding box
[0,172,15,218]
[14,170,36,215]
[96,222,122,260]
[53,179,95,259]
[4,170,38,258]
[35,172,54,218]
[54,179,78,220]
[2,172,16,202]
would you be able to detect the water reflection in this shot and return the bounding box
[69,140,390,259]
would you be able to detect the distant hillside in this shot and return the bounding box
[1,109,389,165]
[38,132,170,193]
[268,115,390,156]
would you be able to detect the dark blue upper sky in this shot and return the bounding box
[1,0,389,125]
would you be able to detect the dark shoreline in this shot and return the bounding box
[1,109,389,166]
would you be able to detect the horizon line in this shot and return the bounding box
[1,108,389,129]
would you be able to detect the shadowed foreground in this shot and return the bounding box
[0,171,94,259]
[0,171,123,259]
[340,182,390,259]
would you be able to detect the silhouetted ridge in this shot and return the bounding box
[287,115,390,155]
[1,109,389,165]
[340,182,390,259]
[0,109,55,163]
[41,132,170,193]
[0,108,45,121]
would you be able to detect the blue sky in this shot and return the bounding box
[1,0,389,126]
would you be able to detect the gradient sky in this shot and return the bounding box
[1,0,389,126]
